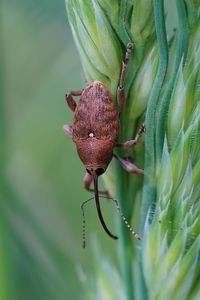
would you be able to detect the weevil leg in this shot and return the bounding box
[83,173,110,197]
[113,153,144,175]
[117,43,134,113]
[63,124,72,137]
[116,124,145,149]
[65,90,82,112]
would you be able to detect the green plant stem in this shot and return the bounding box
[156,0,189,160]
[115,157,135,300]
[140,0,168,230]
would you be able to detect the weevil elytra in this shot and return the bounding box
[64,43,145,246]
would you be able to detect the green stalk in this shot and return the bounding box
[115,153,134,300]
[156,0,189,161]
[140,0,168,230]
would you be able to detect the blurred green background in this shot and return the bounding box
[1,0,118,299]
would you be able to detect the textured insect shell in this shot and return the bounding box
[72,80,120,170]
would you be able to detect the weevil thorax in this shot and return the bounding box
[72,80,120,174]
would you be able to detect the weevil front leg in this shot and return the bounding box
[65,90,82,112]
[113,154,144,175]
[116,124,145,149]
[83,173,110,197]
[117,43,134,113]
[64,90,83,137]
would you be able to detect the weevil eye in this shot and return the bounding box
[86,169,92,175]
[95,168,104,176]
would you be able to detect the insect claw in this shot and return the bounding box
[141,124,146,133]
[127,42,134,52]
[135,234,141,240]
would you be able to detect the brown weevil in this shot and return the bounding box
[64,43,145,246]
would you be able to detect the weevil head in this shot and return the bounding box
[75,139,114,177]
[86,167,105,177]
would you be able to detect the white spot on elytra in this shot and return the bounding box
[88,132,94,138]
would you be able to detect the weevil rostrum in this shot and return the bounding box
[64,43,145,247]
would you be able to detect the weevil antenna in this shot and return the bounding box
[112,198,141,240]
[98,196,141,240]
[93,176,118,240]
[80,197,94,248]
[80,194,140,248]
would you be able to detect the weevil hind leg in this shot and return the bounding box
[63,124,73,137]
[83,173,110,197]
[117,43,134,114]
[65,90,82,112]
[113,153,144,175]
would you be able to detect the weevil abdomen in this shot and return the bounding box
[72,80,120,143]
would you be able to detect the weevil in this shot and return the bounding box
[64,43,145,245]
